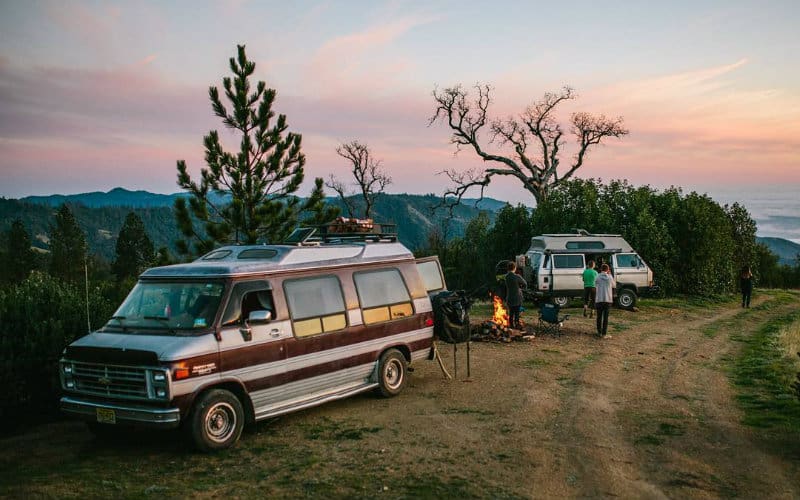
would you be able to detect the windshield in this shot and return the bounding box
[103,281,225,335]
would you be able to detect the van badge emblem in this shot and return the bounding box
[98,376,112,385]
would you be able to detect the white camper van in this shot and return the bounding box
[60,225,448,451]
[519,231,658,309]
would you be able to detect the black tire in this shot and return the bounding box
[190,389,244,452]
[376,349,407,398]
[617,288,637,310]
[552,296,569,307]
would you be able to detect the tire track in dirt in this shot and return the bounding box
[545,295,800,498]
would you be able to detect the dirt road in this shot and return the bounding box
[2,292,799,498]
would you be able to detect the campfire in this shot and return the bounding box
[492,294,509,328]
[475,293,531,342]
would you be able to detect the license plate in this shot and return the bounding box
[96,407,116,424]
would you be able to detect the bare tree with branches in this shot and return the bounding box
[429,84,628,207]
[326,141,392,219]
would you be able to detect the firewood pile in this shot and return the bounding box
[472,320,534,343]
[471,294,535,342]
[327,217,374,233]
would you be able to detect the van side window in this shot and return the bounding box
[284,276,346,337]
[222,281,272,326]
[553,254,584,269]
[616,254,640,268]
[416,260,444,293]
[354,269,413,324]
[566,241,605,250]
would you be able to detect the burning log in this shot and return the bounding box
[473,293,532,343]
[491,293,509,328]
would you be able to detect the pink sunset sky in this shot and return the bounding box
[0,0,798,205]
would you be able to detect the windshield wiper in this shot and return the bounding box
[107,315,128,332]
[143,315,176,334]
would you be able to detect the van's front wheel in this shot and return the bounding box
[376,349,407,397]
[617,288,637,310]
[552,296,569,307]
[190,389,244,452]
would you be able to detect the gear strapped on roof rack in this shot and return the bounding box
[284,218,398,245]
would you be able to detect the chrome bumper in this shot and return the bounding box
[61,396,181,428]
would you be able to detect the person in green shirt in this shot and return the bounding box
[582,260,598,318]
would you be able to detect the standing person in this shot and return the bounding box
[582,260,598,318]
[505,261,527,329]
[595,263,615,338]
[740,265,753,308]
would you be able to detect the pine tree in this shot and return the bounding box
[49,204,88,285]
[112,212,155,282]
[175,45,337,256]
[2,219,36,284]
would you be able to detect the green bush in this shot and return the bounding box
[426,179,799,296]
[0,272,115,422]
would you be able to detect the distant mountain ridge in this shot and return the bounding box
[23,187,194,208]
[5,189,509,261]
[756,237,800,265]
[7,188,798,267]
[20,188,512,212]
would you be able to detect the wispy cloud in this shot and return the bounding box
[305,13,438,95]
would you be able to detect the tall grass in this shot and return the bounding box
[731,305,800,447]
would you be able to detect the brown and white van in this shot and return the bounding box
[60,233,446,451]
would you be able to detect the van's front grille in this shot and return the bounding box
[71,362,149,399]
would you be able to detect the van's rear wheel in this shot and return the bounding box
[190,389,244,452]
[552,296,569,307]
[617,288,637,309]
[376,349,407,397]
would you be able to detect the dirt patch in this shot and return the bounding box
[1,293,799,498]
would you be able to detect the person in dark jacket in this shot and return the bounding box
[740,265,753,308]
[505,261,527,329]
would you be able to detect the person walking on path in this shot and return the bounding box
[582,260,598,318]
[505,261,527,329]
[740,265,753,308]
[595,263,615,338]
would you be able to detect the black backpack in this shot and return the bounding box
[431,290,471,344]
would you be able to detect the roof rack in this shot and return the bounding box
[284,219,398,245]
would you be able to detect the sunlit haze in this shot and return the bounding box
[1,1,798,214]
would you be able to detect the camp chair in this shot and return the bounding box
[537,303,570,336]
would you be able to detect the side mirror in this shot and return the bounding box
[248,310,272,324]
[239,310,272,341]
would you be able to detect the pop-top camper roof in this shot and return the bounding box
[528,231,635,253]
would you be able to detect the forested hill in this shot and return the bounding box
[756,237,800,265]
[1,191,502,261]
[6,188,798,265]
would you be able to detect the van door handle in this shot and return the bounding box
[270,329,280,337]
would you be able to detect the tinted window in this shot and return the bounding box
[566,241,605,249]
[616,254,640,268]
[354,269,413,324]
[354,269,411,308]
[284,276,346,337]
[237,248,278,259]
[553,255,584,269]
[202,250,232,260]
[417,260,444,292]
